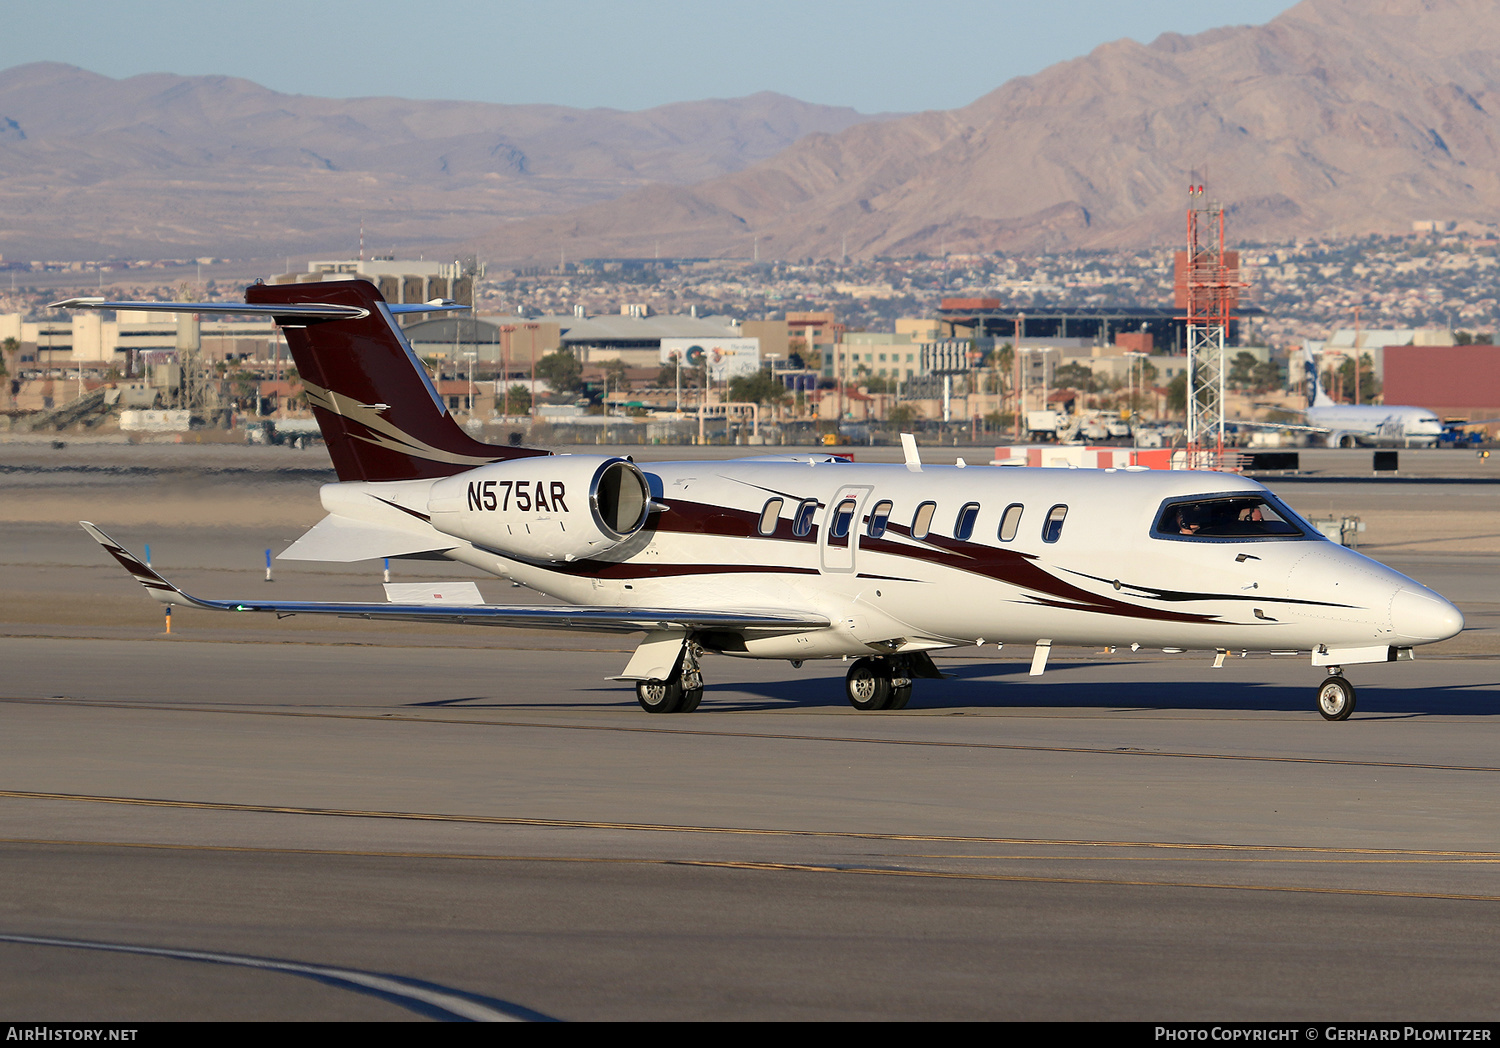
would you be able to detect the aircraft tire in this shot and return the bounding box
[1316,675,1356,721]
[636,678,686,714]
[846,658,892,711]
[886,682,913,711]
[678,686,704,713]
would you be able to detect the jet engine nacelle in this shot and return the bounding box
[427,455,651,563]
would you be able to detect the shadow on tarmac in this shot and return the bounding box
[411,659,1500,717]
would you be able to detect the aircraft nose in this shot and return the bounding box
[1390,587,1464,643]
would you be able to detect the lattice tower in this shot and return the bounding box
[1176,187,1243,466]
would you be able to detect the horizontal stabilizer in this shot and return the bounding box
[83,522,828,635]
[383,581,484,605]
[52,298,372,320]
[279,514,457,562]
[53,297,468,320]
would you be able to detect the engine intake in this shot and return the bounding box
[427,456,651,562]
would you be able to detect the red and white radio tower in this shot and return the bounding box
[1174,184,1245,465]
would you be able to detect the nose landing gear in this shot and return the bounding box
[1316,670,1356,721]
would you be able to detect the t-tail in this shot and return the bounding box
[54,279,549,482]
[245,280,547,481]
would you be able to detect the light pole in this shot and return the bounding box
[1012,312,1025,441]
[1125,351,1148,448]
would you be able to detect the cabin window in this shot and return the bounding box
[1152,494,1313,542]
[911,501,937,540]
[1041,505,1068,543]
[954,502,981,541]
[830,499,856,539]
[758,498,783,536]
[998,503,1024,542]
[867,500,893,538]
[793,499,818,537]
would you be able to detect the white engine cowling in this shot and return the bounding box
[427,455,651,562]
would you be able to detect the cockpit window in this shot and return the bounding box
[1152,493,1314,541]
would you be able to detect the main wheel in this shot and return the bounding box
[1316,675,1357,721]
[846,657,892,711]
[886,682,913,711]
[637,678,685,714]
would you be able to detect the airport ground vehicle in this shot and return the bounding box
[59,281,1464,718]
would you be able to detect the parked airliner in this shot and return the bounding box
[56,281,1464,719]
[1293,350,1443,447]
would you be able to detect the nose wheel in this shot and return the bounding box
[1316,674,1356,721]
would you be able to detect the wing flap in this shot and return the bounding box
[82,523,828,634]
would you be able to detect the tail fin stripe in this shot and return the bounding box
[301,378,499,467]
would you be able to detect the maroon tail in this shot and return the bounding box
[245,280,547,482]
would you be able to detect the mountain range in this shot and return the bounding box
[0,62,888,260]
[4,0,1499,265]
[458,0,1500,262]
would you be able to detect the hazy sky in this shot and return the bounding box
[2,0,1299,113]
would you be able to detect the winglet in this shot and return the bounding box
[80,522,197,607]
[900,432,923,472]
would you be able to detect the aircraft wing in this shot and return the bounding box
[1230,415,1328,434]
[82,523,827,634]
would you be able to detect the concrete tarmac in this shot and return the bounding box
[1,441,1498,1020]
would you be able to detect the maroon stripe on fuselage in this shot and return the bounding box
[862,526,1221,624]
[535,560,820,581]
[552,497,1218,626]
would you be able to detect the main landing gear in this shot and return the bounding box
[845,656,914,711]
[1316,669,1357,721]
[633,646,941,714]
[635,642,704,714]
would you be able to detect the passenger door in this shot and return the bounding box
[819,485,873,574]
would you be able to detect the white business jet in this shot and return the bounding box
[56,282,1464,720]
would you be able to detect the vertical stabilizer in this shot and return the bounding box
[1302,347,1336,409]
[246,280,548,481]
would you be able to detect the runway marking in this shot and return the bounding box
[0,932,555,1022]
[4,696,1499,774]
[669,859,1500,902]
[2,840,1498,905]
[2,794,1498,858]
[902,853,1500,864]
